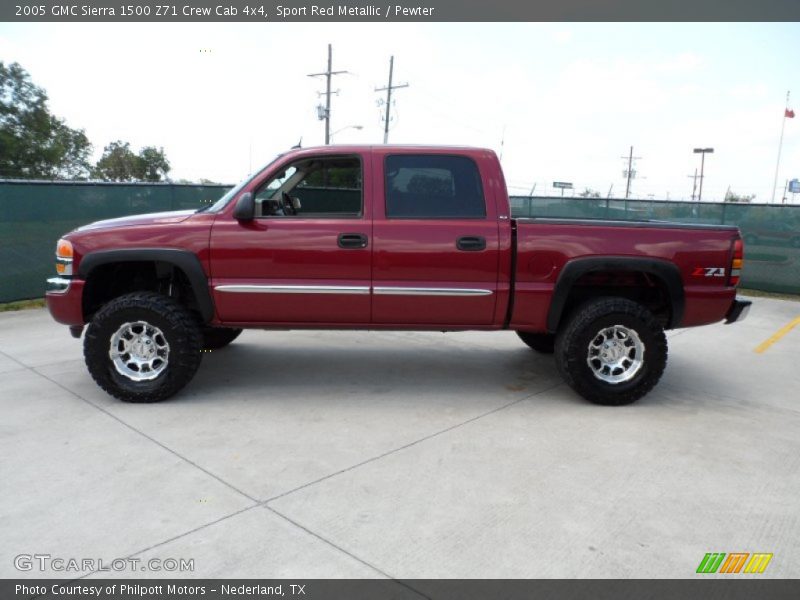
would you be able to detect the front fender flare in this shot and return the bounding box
[77,248,215,323]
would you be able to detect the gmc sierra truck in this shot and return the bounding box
[45,145,751,405]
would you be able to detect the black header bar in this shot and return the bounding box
[3,579,799,600]
[4,0,800,22]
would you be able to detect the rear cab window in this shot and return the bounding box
[385,154,486,219]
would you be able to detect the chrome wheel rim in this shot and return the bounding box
[109,321,170,382]
[586,324,645,384]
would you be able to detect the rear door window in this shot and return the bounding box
[385,155,486,219]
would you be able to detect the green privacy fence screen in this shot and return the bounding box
[1,182,798,303]
[510,196,800,295]
[0,181,230,303]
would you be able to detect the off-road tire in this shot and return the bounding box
[554,297,667,406]
[516,331,556,354]
[202,327,243,350]
[84,292,202,403]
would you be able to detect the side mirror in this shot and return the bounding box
[233,192,254,221]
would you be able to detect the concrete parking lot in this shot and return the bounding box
[1,296,799,579]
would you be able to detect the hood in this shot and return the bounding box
[76,210,196,232]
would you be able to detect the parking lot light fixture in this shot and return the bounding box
[693,147,714,201]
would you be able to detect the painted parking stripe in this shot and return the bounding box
[754,316,800,353]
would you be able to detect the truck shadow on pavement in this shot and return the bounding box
[183,337,567,405]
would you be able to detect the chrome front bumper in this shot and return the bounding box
[46,277,71,293]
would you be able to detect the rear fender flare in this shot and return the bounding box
[546,256,684,332]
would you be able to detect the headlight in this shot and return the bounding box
[55,238,73,276]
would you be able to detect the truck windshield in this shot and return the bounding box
[201,155,284,213]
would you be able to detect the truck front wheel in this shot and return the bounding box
[554,297,667,406]
[84,292,202,402]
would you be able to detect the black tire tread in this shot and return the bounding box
[555,296,667,406]
[84,292,202,403]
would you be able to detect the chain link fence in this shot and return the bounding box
[1,183,798,303]
[510,196,800,295]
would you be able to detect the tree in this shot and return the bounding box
[93,142,171,182]
[0,61,92,179]
[724,190,755,203]
[93,141,139,181]
[138,146,170,182]
[579,188,601,198]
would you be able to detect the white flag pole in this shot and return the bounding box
[771,90,790,203]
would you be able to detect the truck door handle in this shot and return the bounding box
[456,236,486,251]
[338,233,368,249]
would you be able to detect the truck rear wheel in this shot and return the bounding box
[554,297,667,406]
[516,331,555,354]
[84,292,202,403]
[202,327,242,350]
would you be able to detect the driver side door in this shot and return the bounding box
[209,152,372,325]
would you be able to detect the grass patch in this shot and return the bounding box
[0,298,46,312]
[739,288,800,302]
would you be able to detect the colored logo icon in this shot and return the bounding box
[696,553,773,574]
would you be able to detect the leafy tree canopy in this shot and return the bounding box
[724,190,755,204]
[0,61,92,179]
[93,141,171,182]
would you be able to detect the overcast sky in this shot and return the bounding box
[1,22,798,202]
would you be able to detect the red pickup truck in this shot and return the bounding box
[46,145,750,406]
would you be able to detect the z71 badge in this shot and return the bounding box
[693,266,726,277]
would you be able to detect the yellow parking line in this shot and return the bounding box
[754,316,800,353]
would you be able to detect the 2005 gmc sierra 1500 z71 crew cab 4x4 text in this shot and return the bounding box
[45,145,751,405]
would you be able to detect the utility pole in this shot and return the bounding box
[688,168,698,201]
[307,44,349,145]
[621,146,641,199]
[375,55,409,144]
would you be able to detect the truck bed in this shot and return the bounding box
[509,217,740,332]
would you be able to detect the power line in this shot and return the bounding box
[375,55,409,144]
[307,43,349,145]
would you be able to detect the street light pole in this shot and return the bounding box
[329,124,363,143]
[693,147,714,201]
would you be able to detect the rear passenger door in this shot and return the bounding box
[371,151,500,326]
